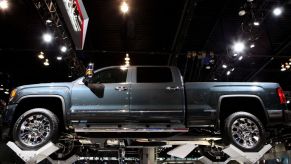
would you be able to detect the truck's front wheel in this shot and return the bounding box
[224,111,265,152]
[13,108,59,150]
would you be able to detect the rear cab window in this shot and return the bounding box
[136,67,173,83]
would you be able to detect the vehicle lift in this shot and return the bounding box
[7,140,274,164]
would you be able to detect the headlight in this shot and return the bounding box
[9,89,17,101]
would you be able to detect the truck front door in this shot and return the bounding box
[130,67,185,124]
[70,67,131,123]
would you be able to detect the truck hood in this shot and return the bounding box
[17,82,74,90]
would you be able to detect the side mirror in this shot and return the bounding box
[83,63,94,85]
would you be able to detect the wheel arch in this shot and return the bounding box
[218,95,269,128]
[13,95,67,129]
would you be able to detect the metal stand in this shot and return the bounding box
[6,141,59,164]
[141,147,157,164]
[47,155,79,164]
[167,144,198,158]
[199,144,272,164]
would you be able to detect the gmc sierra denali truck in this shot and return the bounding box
[2,65,290,153]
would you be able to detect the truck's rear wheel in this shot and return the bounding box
[224,111,265,152]
[13,108,59,150]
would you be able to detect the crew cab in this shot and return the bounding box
[2,65,290,154]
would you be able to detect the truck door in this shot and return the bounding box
[70,67,131,123]
[130,67,185,124]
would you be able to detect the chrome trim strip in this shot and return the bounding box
[74,127,189,133]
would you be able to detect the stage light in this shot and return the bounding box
[43,33,53,43]
[46,19,52,24]
[57,56,62,61]
[60,46,67,53]
[233,53,238,57]
[120,1,129,14]
[222,64,227,69]
[44,59,49,66]
[4,91,9,95]
[0,0,9,10]
[238,10,246,16]
[231,68,235,71]
[250,44,255,48]
[205,66,211,69]
[281,67,286,71]
[232,41,245,53]
[239,56,243,61]
[38,51,45,59]
[273,7,283,16]
[253,21,260,26]
[226,71,231,76]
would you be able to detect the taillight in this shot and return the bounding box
[277,87,287,105]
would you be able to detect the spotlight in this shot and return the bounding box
[205,66,211,70]
[239,56,243,61]
[38,51,45,59]
[43,59,49,66]
[120,1,129,14]
[4,91,9,95]
[222,64,228,69]
[233,53,238,57]
[232,41,245,53]
[253,21,260,26]
[226,71,231,76]
[287,100,290,104]
[43,33,53,43]
[231,68,235,71]
[250,44,255,48]
[213,78,218,81]
[60,46,67,53]
[56,56,62,61]
[0,0,9,10]
[238,10,246,16]
[273,7,283,16]
[46,19,52,24]
[281,67,286,71]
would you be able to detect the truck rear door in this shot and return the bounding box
[129,67,185,124]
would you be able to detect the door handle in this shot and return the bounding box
[115,86,128,91]
[166,86,180,91]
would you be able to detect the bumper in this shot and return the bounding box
[267,109,291,126]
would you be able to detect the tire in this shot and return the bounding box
[224,111,265,152]
[13,108,59,150]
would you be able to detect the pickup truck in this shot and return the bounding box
[2,65,290,154]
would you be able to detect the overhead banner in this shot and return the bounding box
[56,0,89,50]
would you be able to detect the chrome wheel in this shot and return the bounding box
[18,114,51,147]
[231,117,260,149]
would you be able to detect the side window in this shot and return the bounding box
[92,68,128,83]
[137,67,173,83]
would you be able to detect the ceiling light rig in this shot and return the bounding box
[32,0,85,77]
[216,0,287,80]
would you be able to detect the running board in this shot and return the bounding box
[74,127,189,133]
